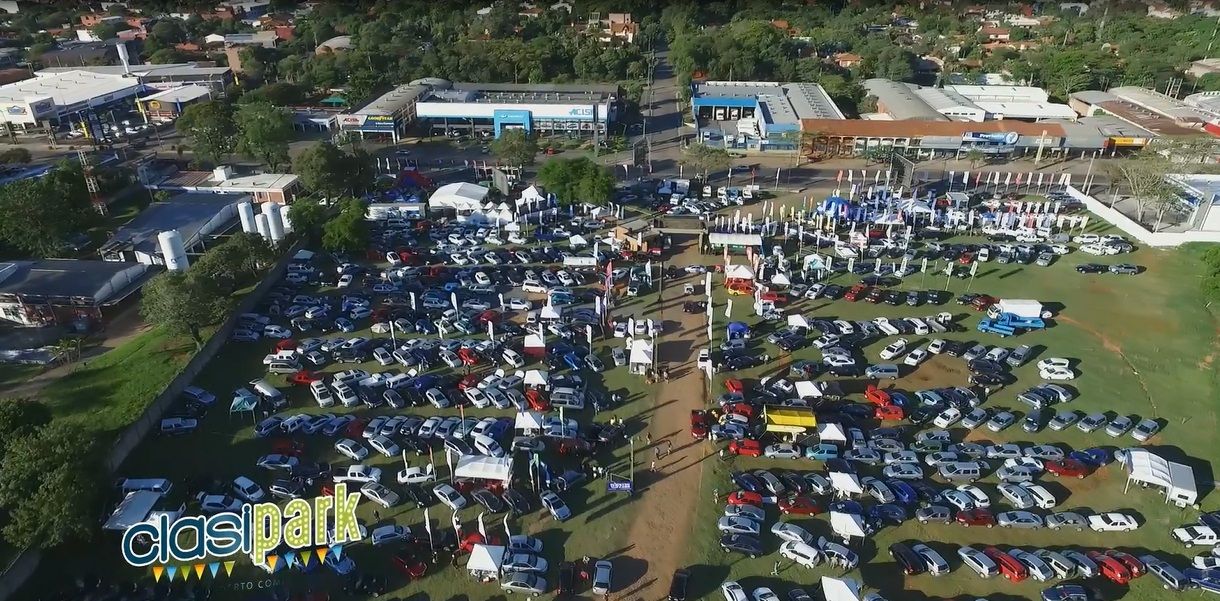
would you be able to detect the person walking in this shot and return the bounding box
[651,460,656,472]
[645,432,651,444]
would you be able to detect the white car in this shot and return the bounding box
[1039,366,1077,381]
[197,493,243,514]
[371,524,411,546]
[879,338,908,360]
[432,483,467,510]
[933,408,962,428]
[779,541,823,569]
[1021,483,1057,509]
[334,438,368,461]
[927,339,946,354]
[904,347,929,366]
[232,476,266,503]
[334,464,382,484]
[360,482,400,508]
[721,582,749,601]
[956,485,991,508]
[368,435,401,457]
[770,522,814,545]
[764,443,801,459]
[1088,513,1139,532]
[1036,358,1071,371]
[263,325,292,339]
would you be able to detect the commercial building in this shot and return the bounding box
[139,162,301,204]
[415,81,620,139]
[801,118,1070,159]
[866,79,1076,123]
[339,81,430,142]
[41,63,235,94]
[100,193,242,266]
[0,69,141,130]
[691,81,844,151]
[1070,89,1205,138]
[136,85,213,120]
[0,259,153,327]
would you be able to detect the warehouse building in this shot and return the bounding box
[100,193,242,266]
[690,80,844,151]
[0,259,152,327]
[865,79,1076,123]
[414,80,620,139]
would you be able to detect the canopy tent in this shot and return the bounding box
[371,322,391,334]
[802,253,829,271]
[103,491,162,531]
[708,232,763,248]
[523,369,550,388]
[724,264,755,281]
[1122,448,1198,507]
[514,411,545,431]
[726,321,750,340]
[830,511,868,541]
[628,339,653,375]
[818,196,852,215]
[787,314,812,331]
[897,198,934,214]
[430,182,490,213]
[770,272,791,286]
[821,577,862,601]
[230,390,258,414]
[795,380,834,400]
[466,543,505,577]
[504,221,522,232]
[517,185,545,207]
[455,454,513,485]
[569,234,588,248]
[522,334,545,357]
[828,471,862,496]
[539,305,563,320]
[818,422,847,443]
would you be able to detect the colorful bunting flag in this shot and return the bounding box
[152,566,165,582]
[208,562,220,578]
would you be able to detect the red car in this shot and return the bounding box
[478,309,501,324]
[728,439,763,457]
[555,437,592,456]
[723,379,744,394]
[983,547,1028,582]
[1105,550,1145,578]
[727,491,763,507]
[344,417,369,438]
[1045,458,1093,479]
[874,405,904,421]
[956,509,996,527]
[1087,551,1132,584]
[759,291,787,305]
[723,402,756,419]
[319,479,335,496]
[865,384,892,406]
[274,339,298,352]
[289,370,321,386]
[690,410,712,440]
[457,348,479,366]
[392,551,428,579]
[970,295,999,311]
[526,389,550,411]
[457,374,481,390]
[844,285,868,302]
[778,496,823,515]
[270,438,305,456]
[958,252,975,265]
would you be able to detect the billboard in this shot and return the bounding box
[362,114,396,131]
[417,101,611,121]
[962,131,1019,145]
[339,114,367,128]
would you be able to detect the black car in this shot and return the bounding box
[288,462,331,484]
[870,503,908,525]
[968,359,1007,375]
[682,301,707,313]
[383,389,408,409]
[1024,408,1046,433]
[906,291,921,306]
[399,436,429,456]
[889,542,925,575]
[1076,263,1108,274]
[968,371,1008,387]
[776,334,806,352]
[502,488,532,514]
[472,488,506,513]
[667,569,690,601]
[352,573,386,597]
[909,406,938,425]
[720,534,762,558]
[722,355,765,371]
[1110,263,1139,275]
[403,484,434,508]
[269,478,305,500]
[827,363,864,377]
[730,471,765,493]
[942,341,966,357]
[822,284,845,299]
[884,290,904,305]
[788,589,814,601]
[776,470,809,494]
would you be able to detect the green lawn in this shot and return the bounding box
[0,362,42,391]
[681,222,1220,600]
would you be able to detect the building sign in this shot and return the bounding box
[418,102,607,121]
[607,479,633,493]
[962,131,1019,145]
[5,105,25,115]
[360,114,396,131]
[339,114,367,127]
[1109,136,1149,147]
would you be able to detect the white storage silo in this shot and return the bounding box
[262,202,285,242]
[279,203,293,234]
[237,201,257,234]
[255,213,271,241]
[158,230,189,271]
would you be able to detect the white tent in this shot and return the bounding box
[103,491,163,531]
[770,272,791,286]
[514,410,545,431]
[455,454,513,485]
[539,305,563,320]
[828,471,862,496]
[725,264,755,280]
[628,339,654,374]
[793,380,821,400]
[504,221,522,232]
[830,511,868,541]
[430,182,490,212]
[569,234,588,248]
[523,369,550,388]
[466,543,505,578]
[787,314,812,331]
[822,577,862,601]
[517,185,545,207]
[523,333,545,354]
[818,422,847,443]
[1122,448,1198,506]
[370,322,391,333]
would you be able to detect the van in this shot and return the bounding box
[865,364,900,380]
[249,378,285,407]
[333,382,360,407]
[551,387,585,409]
[267,360,300,374]
[472,433,506,458]
[119,478,174,496]
[522,283,548,294]
[937,462,982,482]
[383,373,410,390]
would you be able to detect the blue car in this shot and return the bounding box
[335,317,355,332]
[909,481,943,503]
[804,443,839,461]
[826,458,855,474]
[1141,555,1189,591]
[410,374,439,392]
[1040,584,1089,601]
[1187,568,1220,593]
[414,319,435,334]
[730,471,765,493]
[829,500,864,515]
[867,502,908,526]
[886,480,918,505]
[1070,447,1111,467]
[563,352,582,371]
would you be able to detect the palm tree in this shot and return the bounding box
[964,148,986,169]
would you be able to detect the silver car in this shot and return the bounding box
[1045,511,1087,531]
[591,560,613,595]
[1106,415,1136,437]
[501,571,547,594]
[997,511,1043,529]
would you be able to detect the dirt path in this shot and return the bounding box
[620,238,711,601]
[1056,314,1158,413]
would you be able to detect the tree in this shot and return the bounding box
[680,143,731,179]
[536,157,615,205]
[1108,150,1176,223]
[0,400,50,457]
[284,195,329,240]
[322,198,369,253]
[140,271,229,349]
[964,148,986,169]
[0,162,96,257]
[293,141,353,198]
[91,22,120,41]
[489,129,539,168]
[175,100,236,166]
[147,48,185,64]
[234,102,294,170]
[0,421,104,549]
[0,148,30,164]
[190,233,276,292]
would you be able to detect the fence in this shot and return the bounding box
[1064,185,1220,247]
[0,241,302,601]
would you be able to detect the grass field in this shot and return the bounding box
[25,285,667,600]
[679,221,1220,600]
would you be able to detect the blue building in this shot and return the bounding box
[690,81,845,152]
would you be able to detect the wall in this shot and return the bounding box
[1063,185,1220,246]
[0,241,301,601]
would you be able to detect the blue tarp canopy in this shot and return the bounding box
[727,321,750,338]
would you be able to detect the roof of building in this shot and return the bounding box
[972,100,1078,120]
[139,84,212,104]
[693,81,845,123]
[212,173,299,192]
[100,193,243,255]
[40,63,232,78]
[908,85,981,112]
[1093,95,1205,136]
[1069,90,1118,105]
[801,118,1067,139]
[1184,91,1220,115]
[446,81,620,103]
[1075,114,1157,138]
[945,84,1049,103]
[353,83,430,116]
[316,35,351,50]
[1109,86,1214,123]
[0,70,139,106]
[862,78,947,121]
[0,259,151,302]
[223,30,278,45]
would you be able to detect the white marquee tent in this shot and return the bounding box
[818,422,847,443]
[430,182,490,213]
[725,264,755,280]
[523,369,550,388]
[822,577,862,601]
[514,410,545,431]
[828,471,862,497]
[466,543,505,579]
[830,511,868,541]
[455,454,513,485]
[629,338,654,374]
[1122,448,1198,507]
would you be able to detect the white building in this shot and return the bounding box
[0,70,140,129]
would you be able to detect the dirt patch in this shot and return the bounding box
[622,236,713,599]
[1057,314,1155,412]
